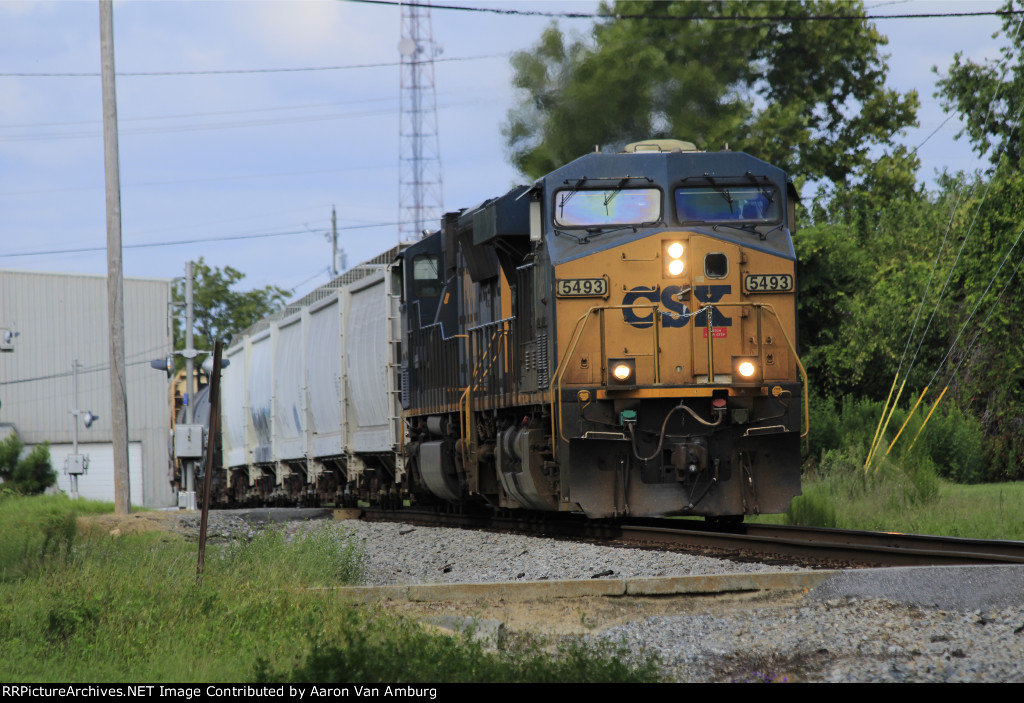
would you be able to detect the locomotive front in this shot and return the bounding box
[545,140,805,518]
[402,139,805,519]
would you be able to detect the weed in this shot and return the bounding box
[0,497,659,683]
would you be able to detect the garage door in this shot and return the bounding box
[46,442,144,506]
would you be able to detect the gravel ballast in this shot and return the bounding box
[195,511,1024,682]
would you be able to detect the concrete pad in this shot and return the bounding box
[809,565,1024,611]
[624,571,838,596]
[331,570,838,603]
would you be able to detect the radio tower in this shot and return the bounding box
[398,2,443,242]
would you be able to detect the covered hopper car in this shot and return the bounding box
[213,139,806,518]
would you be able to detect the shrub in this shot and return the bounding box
[0,436,55,496]
[806,394,989,484]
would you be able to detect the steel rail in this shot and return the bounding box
[358,508,1024,567]
[619,520,1024,566]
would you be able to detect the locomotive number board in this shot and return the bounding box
[744,273,794,293]
[556,278,608,297]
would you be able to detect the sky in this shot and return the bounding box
[0,0,1012,305]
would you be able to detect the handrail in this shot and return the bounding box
[550,303,661,444]
[460,324,509,471]
[548,301,810,450]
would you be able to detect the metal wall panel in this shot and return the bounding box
[306,294,344,458]
[0,270,173,506]
[221,344,248,468]
[47,442,143,506]
[273,315,305,460]
[344,273,391,452]
[247,331,273,459]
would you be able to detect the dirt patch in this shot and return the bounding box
[376,589,805,638]
[78,510,193,538]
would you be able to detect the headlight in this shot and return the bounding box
[608,357,636,387]
[732,356,759,384]
[663,240,685,277]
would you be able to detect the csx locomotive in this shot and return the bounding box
[215,139,806,518]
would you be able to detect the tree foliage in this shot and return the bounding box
[797,158,1024,480]
[940,166,1024,479]
[0,435,55,496]
[936,0,1024,166]
[504,0,918,187]
[795,187,956,399]
[172,259,290,364]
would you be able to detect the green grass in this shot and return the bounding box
[756,447,1024,540]
[0,495,661,683]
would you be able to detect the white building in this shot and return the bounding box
[0,269,174,507]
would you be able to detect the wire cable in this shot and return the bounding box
[0,221,403,259]
[346,0,1024,22]
[0,53,507,78]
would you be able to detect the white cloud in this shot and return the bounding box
[236,0,396,62]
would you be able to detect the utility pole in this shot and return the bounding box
[99,0,130,515]
[153,261,214,511]
[331,206,338,277]
[65,359,97,500]
[325,206,345,277]
[182,259,197,509]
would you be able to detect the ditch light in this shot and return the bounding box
[608,357,636,388]
[731,355,760,385]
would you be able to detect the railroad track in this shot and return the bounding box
[357,507,1024,567]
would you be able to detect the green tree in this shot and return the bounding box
[795,187,956,399]
[940,165,1024,480]
[504,0,918,187]
[936,0,1024,167]
[173,259,290,364]
[0,435,55,495]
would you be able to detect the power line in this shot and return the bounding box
[0,344,172,387]
[0,53,506,78]
[0,221,403,259]
[0,97,498,144]
[346,0,1024,21]
[0,97,402,130]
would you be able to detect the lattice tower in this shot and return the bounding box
[398,2,443,242]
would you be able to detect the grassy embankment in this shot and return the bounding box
[0,494,660,683]
[771,451,1024,540]
[763,395,1024,539]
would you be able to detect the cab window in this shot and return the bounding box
[411,254,441,297]
[554,188,661,227]
[675,186,779,224]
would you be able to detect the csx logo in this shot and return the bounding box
[622,285,733,329]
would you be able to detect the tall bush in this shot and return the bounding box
[0,436,55,496]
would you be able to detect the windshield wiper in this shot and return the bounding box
[556,177,589,219]
[711,221,784,241]
[601,177,632,214]
[553,221,661,244]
